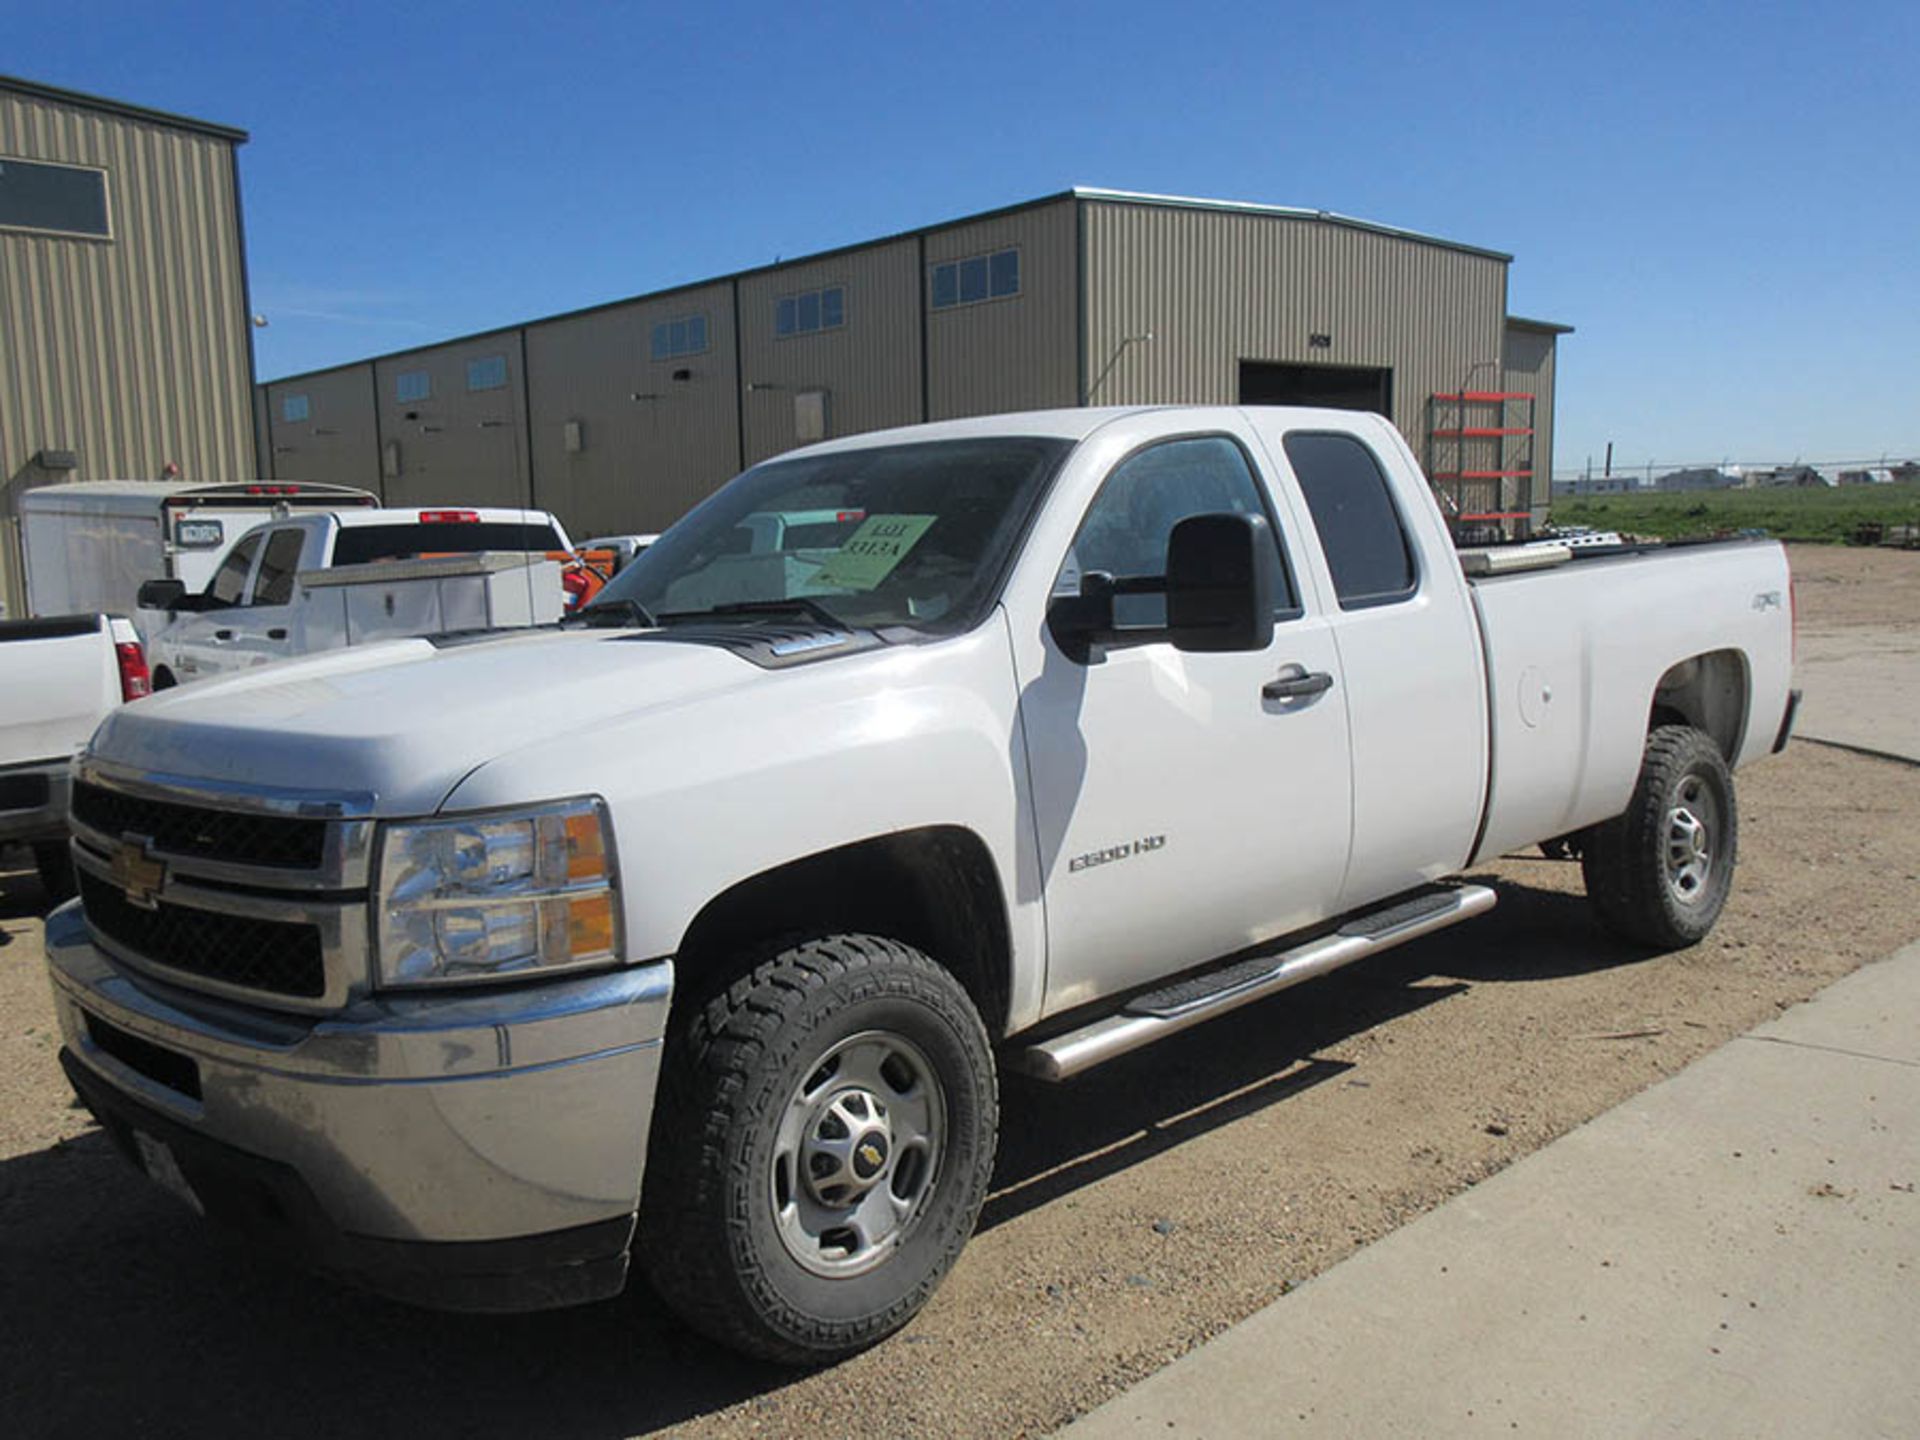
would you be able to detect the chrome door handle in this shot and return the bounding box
[1263,669,1334,701]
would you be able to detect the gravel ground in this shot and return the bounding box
[2,544,1913,1439]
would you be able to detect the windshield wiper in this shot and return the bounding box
[562,597,656,629]
[656,597,847,629]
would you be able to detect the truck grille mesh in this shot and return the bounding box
[78,870,327,999]
[71,781,327,870]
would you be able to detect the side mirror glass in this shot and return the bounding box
[136,578,187,611]
[1166,513,1276,654]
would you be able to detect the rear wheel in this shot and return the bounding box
[151,667,177,691]
[638,934,997,1364]
[1582,724,1737,948]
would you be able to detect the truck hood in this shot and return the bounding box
[86,629,762,814]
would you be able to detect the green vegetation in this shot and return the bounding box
[1551,482,1920,544]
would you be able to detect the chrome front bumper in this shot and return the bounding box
[45,902,673,1311]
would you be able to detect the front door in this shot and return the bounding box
[1016,426,1354,1015]
[167,530,262,680]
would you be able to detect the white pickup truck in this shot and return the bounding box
[0,614,148,900]
[139,506,573,685]
[43,406,1797,1364]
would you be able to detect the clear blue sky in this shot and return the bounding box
[16,0,1916,474]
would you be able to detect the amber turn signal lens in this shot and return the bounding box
[567,893,616,957]
[564,811,607,882]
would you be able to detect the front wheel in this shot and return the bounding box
[638,934,998,1364]
[1582,724,1737,948]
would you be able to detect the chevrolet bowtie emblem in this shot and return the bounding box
[111,839,167,910]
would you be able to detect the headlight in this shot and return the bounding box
[374,798,619,988]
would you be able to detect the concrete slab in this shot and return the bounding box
[1794,626,1920,764]
[1062,943,1920,1439]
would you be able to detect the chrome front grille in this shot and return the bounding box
[70,759,376,1012]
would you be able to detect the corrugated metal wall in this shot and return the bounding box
[372,332,528,510]
[263,363,379,493]
[1081,201,1508,451]
[0,88,253,613]
[526,283,739,536]
[925,199,1078,418]
[735,239,922,466]
[1502,323,1558,528]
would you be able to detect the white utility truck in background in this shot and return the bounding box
[15,480,377,620]
[140,506,573,685]
[0,613,148,900]
[44,406,1798,1365]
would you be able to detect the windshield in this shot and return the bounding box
[594,437,1072,633]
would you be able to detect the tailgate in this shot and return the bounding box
[0,616,117,764]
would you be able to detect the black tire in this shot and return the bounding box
[33,841,76,908]
[151,667,178,691]
[638,934,997,1365]
[1582,724,1737,949]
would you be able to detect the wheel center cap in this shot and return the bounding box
[852,1131,889,1180]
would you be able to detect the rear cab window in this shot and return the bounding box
[1283,431,1419,609]
[331,521,567,566]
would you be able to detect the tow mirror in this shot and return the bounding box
[136,578,187,611]
[1166,513,1276,653]
[1046,570,1116,663]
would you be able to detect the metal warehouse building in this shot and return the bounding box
[0,76,257,617]
[260,190,1568,542]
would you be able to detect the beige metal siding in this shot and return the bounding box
[1503,323,1558,527]
[925,199,1078,419]
[736,241,921,466]
[373,333,529,510]
[526,284,739,536]
[1082,201,1507,451]
[264,365,380,493]
[0,88,253,612]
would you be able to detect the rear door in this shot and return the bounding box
[227,526,309,669]
[1015,417,1354,1014]
[1249,417,1488,908]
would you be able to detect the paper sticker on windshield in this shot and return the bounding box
[811,514,936,591]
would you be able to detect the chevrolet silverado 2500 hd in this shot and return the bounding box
[44,406,1798,1363]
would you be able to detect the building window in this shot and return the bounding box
[0,156,111,239]
[282,393,310,423]
[651,313,709,360]
[931,247,1020,310]
[466,355,508,391]
[775,285,846,338]
[395,370,431,402]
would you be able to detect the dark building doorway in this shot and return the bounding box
[1239,361,1393,417]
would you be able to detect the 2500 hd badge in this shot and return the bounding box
[1069,834,1167,874]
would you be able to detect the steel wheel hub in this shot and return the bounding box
[771,1031,946,1278]
[1664,775,1716,904]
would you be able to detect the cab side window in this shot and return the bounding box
[1061,436,1295,629]
[207,533,262,607]
[1284,432,1418,608]
[249,529,306,607]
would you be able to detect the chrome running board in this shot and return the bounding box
[1013,884,1497,1082]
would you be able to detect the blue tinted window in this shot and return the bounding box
[776,297,797,336]
[687,313,707,352]
[821,287,844,329]
[651,323,671,360]
[669,318,689,354]
[652,313,708,359]
[959,256,988,304]
[797,291,821,332]
[0,157,109,238]
[990,249,1020,298]
[281,393,310,423]
[395,370,430,402]
[467,355,508,392]
[931,263,958,309]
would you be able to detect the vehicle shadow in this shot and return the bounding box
[0,852,51,926]
[0,871,1641,1437]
